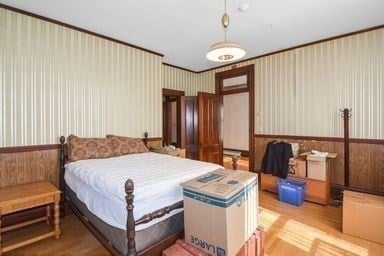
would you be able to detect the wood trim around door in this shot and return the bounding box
[162,88,185,97]
[215,64,255,172]
[162,88,185,148]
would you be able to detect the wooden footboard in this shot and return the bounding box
[59,136,184,256]
[125,180,184,255]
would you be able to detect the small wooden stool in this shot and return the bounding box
[0,182,61,255]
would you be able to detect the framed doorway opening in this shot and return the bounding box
[215,65,255,172]
[162,88,185,148]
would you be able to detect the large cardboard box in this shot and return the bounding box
[343,190,384,244]
[182,169,258,256]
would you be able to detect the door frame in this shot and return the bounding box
[162,88,185,147]
[215,64,255,172]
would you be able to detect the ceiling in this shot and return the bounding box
[1,0,384,72]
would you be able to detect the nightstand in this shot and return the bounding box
[0,182,61,255]
[150,147,186,158]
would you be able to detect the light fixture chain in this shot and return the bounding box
[224,0,227,42]
[207,0,246,62]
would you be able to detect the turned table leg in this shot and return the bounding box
[232,155,238,170]
[53,201,60,239]
[46,205,51,224]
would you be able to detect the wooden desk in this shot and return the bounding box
[0,182,61,255]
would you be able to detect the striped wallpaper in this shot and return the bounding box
[195,28,384,139]
[0,8,163,147]
[1,7,382,147]
[162,64,214,96]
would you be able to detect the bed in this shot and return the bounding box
[59,135,221,256]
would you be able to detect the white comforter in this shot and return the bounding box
[65,152,221,231]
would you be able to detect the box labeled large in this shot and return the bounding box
[343,190,384,244]
[182,169,258,256]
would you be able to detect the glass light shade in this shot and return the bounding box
[206,41,246,62]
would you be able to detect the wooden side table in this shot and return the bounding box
[0,182,61,255]
[151,147,186,158]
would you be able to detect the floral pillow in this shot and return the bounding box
[67,135,115,162]
[106,135,149,156]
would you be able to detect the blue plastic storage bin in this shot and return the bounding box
[277,179,306,206]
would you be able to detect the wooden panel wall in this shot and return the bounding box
[0,147,60,188]
[349,142,384,192]
[255,136,384,193]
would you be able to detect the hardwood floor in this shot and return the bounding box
[4,192,384,256]
[4,214,110,256]
[259,191,384,256]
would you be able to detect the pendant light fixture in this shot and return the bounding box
[206,0,246,62]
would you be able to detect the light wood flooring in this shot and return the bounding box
[4,191,384,256]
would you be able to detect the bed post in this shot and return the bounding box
[125,179,137,256]
[59,136,66,217]
[143,131,149,147]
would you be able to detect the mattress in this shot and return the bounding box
[64,152,221,231]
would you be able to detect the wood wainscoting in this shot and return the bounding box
[254,135,384,195]
[0,145,60,189]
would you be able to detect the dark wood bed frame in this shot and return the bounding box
[59,135,184,256]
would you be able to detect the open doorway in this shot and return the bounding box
[223,92,250,170]
[215,65,254,172]
[162,88,185,148]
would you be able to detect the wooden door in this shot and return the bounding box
[180,96,198,159]
[163,99,173,146]
[198,92,223,165]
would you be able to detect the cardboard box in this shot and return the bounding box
[288,157,307,178]
[307,160,327,180]
[343,190,384,244]
[182,169,258,256]
[301,152,336,181]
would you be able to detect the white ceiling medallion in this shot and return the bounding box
[207,0,246,62]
